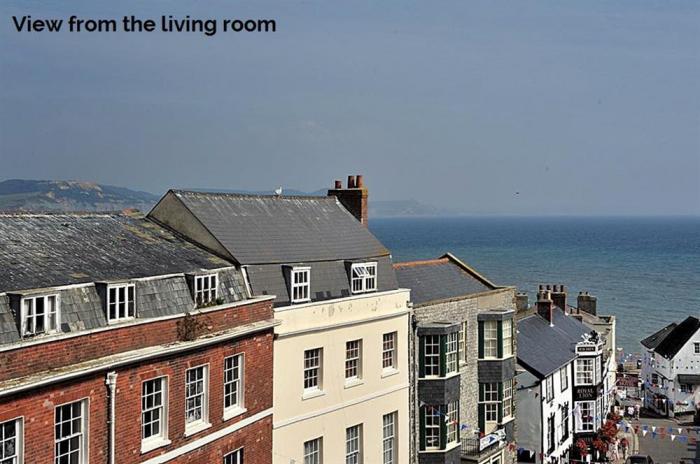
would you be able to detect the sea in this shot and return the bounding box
[370,216,700,357]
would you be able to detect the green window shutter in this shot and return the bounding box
[439,405,447,449]
[478,403,485,434]
[418,336,425,378]
[478,321,484,359]
[497,382,504,423]
[439,335,447,377]
[497,320,503,358]
[419,406,426,450]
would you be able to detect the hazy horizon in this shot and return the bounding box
[1,0,698,215]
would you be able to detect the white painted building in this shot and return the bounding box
[640,316,700,419]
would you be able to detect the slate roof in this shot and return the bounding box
[654,316,700,360]
[159,190,390,265]
[550,307,591,342]
[641,322,678,350]
[0,213,248,345]
[517,311,578,379]
[0,213,232,292]
[393,253,497,306]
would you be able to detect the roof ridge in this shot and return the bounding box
[172,189,331,201]
[393,258,449,269]
[0,211,125,217]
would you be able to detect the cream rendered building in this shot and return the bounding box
[149,176,411,464]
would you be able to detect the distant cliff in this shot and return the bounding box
[0,180,446,217]
[0,179,159,212]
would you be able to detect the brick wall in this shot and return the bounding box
[0,299,273,382]
[0,329,273,463]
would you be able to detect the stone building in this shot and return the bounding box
[149,176,411,464]
[394,254,516,464]
[0,212,276,464]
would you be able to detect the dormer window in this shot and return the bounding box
[290,267,310,303]
[21,294,59,337]
[350,262,377,294]
[194,274,218,306]
[107,284,135,323]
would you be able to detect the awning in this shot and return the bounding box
[677,374,700,385]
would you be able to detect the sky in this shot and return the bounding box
[1,0,698,215]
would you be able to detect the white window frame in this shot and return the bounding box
[423,335,441,377]
[224,448,243,464]
[503,379,513,419]
[502,319,513,357]
[54,399,88,464]
[20,294,59,337]
[345,424,362,464]
[194,274,218,306]
[458,321,468,364]
[290,267,311,303]
[303,437,322,464]
[694,342,700,354]
[0,417,22,464]
[107,283,136,323]
[446,332,458,374]
[382,412,397,464]
[545,375,554,402]
[382,332,397,371]
[303,348,322,392]
[560,366,569,391]
[561,402,570,441]
[446,402,459,444]
[224,354,245,418]
[482,382,499,430]
[577,401,595,432]
[424,406,441,450]
[345,340,362,382]
[350,262,377,294]
[141,377,169,451]
[576,358,594,386]
[185,365,210,434]
[483,320,498,358]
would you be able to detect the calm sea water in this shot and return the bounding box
[370,216,700,355]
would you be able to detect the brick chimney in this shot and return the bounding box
[548,284,567,312]
[536,289,554,326]
[577,291,597,316]
[515,292,529,312]
[327,174,368,226]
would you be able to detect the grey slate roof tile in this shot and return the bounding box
[517,313,577,379]
[393,255,495,306]
[641,323,678,350]
[0,213,233,292]
[169,191,390,265]
[654,316,700,360]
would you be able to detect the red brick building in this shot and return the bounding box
[0,213,276,464]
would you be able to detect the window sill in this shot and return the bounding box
[381,368,400,379]
[223,406,247,421]
[184,421,211,437]
[141,437,171,454]
[419,441,461,454]
[344,378,364,389]
[302,389,325,400]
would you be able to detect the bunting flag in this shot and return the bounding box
[651,431,657,438]
[670,434,676,441]
[642,430,648,437]
[677,427,683,435]
[652,426,657,432]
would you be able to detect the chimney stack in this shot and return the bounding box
[546,284,567,313]
[328,174,369,226]
[577,291,598,316]
[515,292,529,312]
[536,290,554,326]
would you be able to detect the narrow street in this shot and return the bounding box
[624,416,699,464]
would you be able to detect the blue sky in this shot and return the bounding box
[1,0,698,215]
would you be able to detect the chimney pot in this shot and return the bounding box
[356,174,364,188]
[347,175,356,189]
[536,291,554,325]
[328,174,369,226]
[334,180,342,189]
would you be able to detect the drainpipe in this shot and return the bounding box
[105,371,118,464]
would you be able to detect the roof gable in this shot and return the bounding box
[641,322,677,349]
[149,190,389,265]
[655,316,700,359]
[393,253,497,306]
